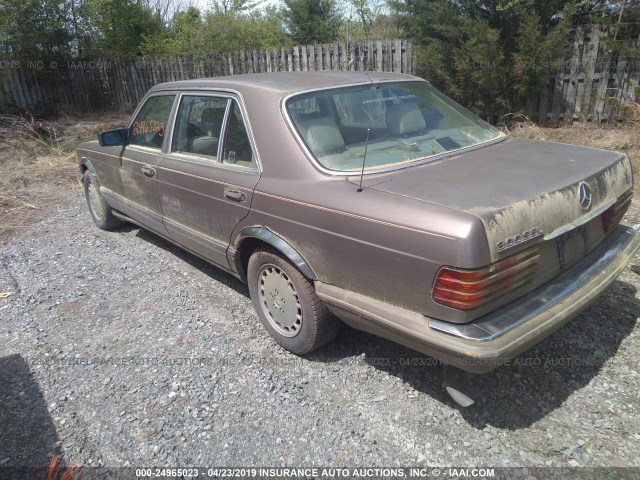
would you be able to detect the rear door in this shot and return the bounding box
[158,93,261,268]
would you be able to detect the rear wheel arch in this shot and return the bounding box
[233,227,317,283]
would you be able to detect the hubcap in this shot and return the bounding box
[258,264,302,337]
[87,178,104,220]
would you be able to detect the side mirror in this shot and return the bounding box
[98,128,128,147]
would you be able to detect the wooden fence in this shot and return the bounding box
[2,28,638,123]
[0,40,413,114]
[526,24,640,124]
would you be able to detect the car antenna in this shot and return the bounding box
[357,128,371,192]
[364,69,380,91]
[357,69,378,192]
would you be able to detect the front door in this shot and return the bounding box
[110,94,176,234]
[158,94,260,268]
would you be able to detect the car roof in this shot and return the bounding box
[148,71,421,96]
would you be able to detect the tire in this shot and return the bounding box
[247,247,341,354]
[82,170,122,230]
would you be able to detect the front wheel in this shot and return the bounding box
[247,247,340,354]
[83,170,122,230]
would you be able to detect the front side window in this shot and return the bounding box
[286,81,502,172]
[129,95,175,149]
[172,96,229,159]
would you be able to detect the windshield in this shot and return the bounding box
[286,81,502,172]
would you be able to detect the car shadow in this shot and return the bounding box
[0,354,63,468]
[312,279,639,430]
[118,224,639,430]
[118,224,249,297]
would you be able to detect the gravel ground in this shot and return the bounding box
[1,189,640,469]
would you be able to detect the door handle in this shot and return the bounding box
[141,166,156,177]
[224,188,246,202]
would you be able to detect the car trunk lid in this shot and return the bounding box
[349,138,633,264]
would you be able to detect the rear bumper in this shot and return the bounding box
[316,224,640,373]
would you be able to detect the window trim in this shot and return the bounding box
[166,90,261,173]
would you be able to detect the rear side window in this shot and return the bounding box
[172,96,229,159]
[222,100,256,169]
[129,95,175,149]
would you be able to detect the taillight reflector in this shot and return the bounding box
[432,248,540,310]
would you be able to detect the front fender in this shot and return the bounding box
[231,226,317,281]
[78,157,101,187]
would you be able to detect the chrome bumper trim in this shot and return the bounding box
[429,224,640,341]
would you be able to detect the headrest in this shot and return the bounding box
[298,115,345,155]
[191,137,218,156]
[386,102,426,136]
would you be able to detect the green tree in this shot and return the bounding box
[389,0,600,120]
[338,0,398,43]
[338,13,397,43]
[0,0,71,61]
[349,0,375,40]
[210,0,265,14]
[450,22,509,121]
[199,8,291,52]
[281,0,342,44]
[615,0,640,39]
[514,6,571,102]
[391,0,500,111]
[140,6,203,54]
[77,0,166,57]
[140,6,290,56]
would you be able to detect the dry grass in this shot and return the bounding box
[0,113,128,243]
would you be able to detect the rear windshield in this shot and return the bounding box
[286,81,501,172]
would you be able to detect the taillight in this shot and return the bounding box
[432,247,540,310]
[602,190,632,232]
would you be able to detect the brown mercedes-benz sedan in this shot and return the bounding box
[77,72,639,402]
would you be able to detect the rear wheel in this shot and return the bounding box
[247,247,340,354]
[83,170,122,230]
